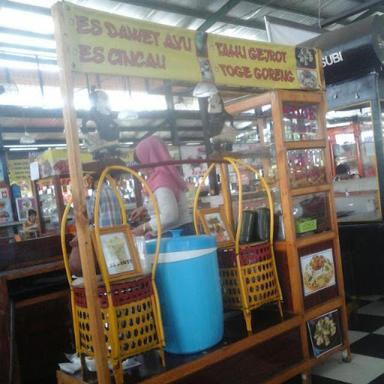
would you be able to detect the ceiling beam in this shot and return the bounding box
[0,26,54,40]
[198,0,242,32]
[3,135,206,146]
[4,139,68,145]
[0,106,255,121]
[350,9,376,21]
[321,0,384,27]
[115,0,265,30]
[116,0,338,31]
[117,0,207,20]
[243,0,331,20]
[0,53,56,65]
[0,126,63,133]
[0,42,56,54]
[0,125,205,133]
[2,0,51,16]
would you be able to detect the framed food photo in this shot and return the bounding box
[92,225,142,279]
[307,309,343,358]
[300,248,336,297]
[198,207,234,247]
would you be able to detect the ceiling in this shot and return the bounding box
[0,0,383,151]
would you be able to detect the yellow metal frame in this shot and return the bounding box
[193,157,283,334]
[60,166,165,384]
[60,202,81,354]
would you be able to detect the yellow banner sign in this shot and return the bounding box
[207,35,322,90]
[60,3,202,82]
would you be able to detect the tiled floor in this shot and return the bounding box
[286,295,384,384]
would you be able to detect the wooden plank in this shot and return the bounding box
[52,4,111,384]
[0,235,65,272]
[274,241,286,252]
[140,316,301,384]
[275,90,323,104]
[1,260,63,280]
[15,289,69,309]
[285,140,327,150]
[304,297,344,321]
[56,371,87,384]
[291,185,331,197]
[296,231,336,248]
[263,361,309,384]
[225,93,272,115]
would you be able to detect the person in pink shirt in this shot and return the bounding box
[130,136,193,237]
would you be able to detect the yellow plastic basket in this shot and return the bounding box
[193,157,283,334]
[61,166,165,384]
[72,276,162,358]
[218,241,281,310]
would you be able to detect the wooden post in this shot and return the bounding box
[52,4,111,384]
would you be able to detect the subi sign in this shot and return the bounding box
[322,51,344,67]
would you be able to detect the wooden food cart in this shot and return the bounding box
[51,2,351,383]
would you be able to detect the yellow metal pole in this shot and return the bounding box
[60,202,81,355]
[223,158,250,330]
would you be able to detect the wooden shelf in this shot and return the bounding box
[263,361,308,384]
[0,259,63,280]
[296,231,336,248]
[304,297,344,321]
[291,184,331,196]
[56,319,349,384]
[140,316,301,384]
[56,315,302,384]
[285,140,327,150]
[15,289,69,309]
[275,233,337,252]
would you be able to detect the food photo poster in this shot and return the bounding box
[300,248,336,297]
[100,231,136,276]
[307,309,342,358]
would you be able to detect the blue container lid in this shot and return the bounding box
[146,230,216,255]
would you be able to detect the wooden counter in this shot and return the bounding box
[0,235,72,384]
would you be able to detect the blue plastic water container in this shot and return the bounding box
[146,230,223,354]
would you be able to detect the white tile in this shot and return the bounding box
[357,301,384,317]
[357,295,384,302]
[348,330,369,344]
[373,326,384,335]
[313,353,384,384]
